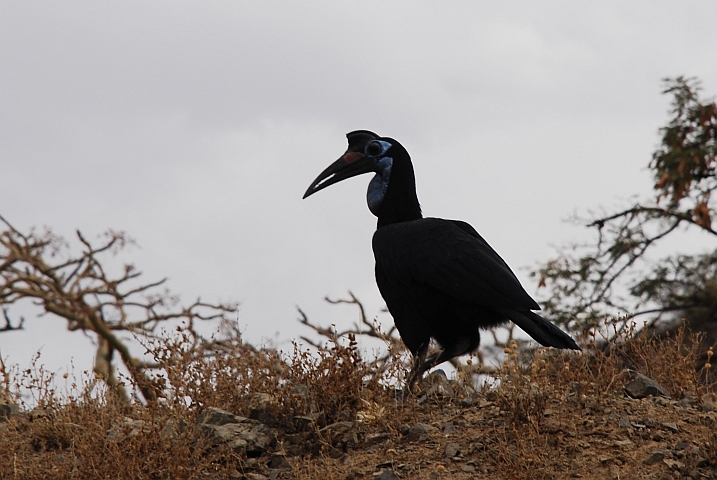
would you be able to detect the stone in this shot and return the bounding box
[613,439,633,447]
[293,412,326,430]
[365,432,389,445]
[160,418,188,443]
[663,459,684,471]
[444,442,460,457]
[406,422,438,442]
[442,422,457,434]
[0,403,20,420]
[623,370,670,399]
[373,470,399,480]
[106,417,151,442]
[661,422,679,433]
[245,474,269,480]
[644,450,670,464]
[195,407,275,457]
[267,455,291,469]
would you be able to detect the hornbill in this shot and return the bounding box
[303,130,579,385]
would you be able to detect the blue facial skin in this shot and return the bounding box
[367,156,393,216]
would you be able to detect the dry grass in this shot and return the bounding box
[0,324,715,479]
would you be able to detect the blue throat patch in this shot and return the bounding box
[367,156,393,216]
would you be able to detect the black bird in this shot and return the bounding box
[303,130,579,384]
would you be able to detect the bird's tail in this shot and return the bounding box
[498,308,580,350]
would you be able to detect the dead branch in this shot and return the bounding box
[0,214,238,404]
[1,308,24,333]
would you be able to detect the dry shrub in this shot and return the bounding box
[0,363,212,479]
[494,340,549,431]
[570,323,714,398]
[496,321,715,408]
[0,327,412,479]
[152,330,402,434]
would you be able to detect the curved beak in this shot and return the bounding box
[303,151,377,199]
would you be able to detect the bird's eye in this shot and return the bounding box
[366,141,383,157]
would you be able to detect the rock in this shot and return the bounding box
[623,370,670,399]
[444,442,460,458]
[345,469,365,480]
[460,396,475,407]
[442,422,457,434]
[640,417,657,428]
[661,422,679,433]
[426,382,454,398]
[420,370,455,398]
[698,413,717,426]
[663,458,684,471]
[365,432,389,445]
[160,418,188,443]
[293,412,326,430]
[373,470,399,480]
[198,407,245,426]
[195,407,276,457]
[0,403,20,420]
[28,408,48,421]
[249,393,276,424]
[290,384,309,397]
[106,417,151,442]
[677,394,697,408]
[644,450,670,464]
[421,369,448,386]
[613,439,633,447]
[319,421,355,447]
[245,474,269,480]
[406,422,438,442]
[319,421,354,434]
[267,455,291,469]
[618,417,631,428]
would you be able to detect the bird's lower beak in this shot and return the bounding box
[303,152,376,199]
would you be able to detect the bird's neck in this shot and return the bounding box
[375,158,422,229]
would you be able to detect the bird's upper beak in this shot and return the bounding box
[303,151,377,199]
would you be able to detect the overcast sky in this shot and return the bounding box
[2,1,717,376]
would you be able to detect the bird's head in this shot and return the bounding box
[303,130,394,198]
[303,130,420,224]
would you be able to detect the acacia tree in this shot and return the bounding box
[0,215,238,403]
[534,77,717,353]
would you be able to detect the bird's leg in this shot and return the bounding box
[406,342,430,391]
[426,338,472,370]
[411,337,473,389]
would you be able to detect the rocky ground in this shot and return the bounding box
[3,369,715,479]
[1,334,715,479]
[291,375,717,480]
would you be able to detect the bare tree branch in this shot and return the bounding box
[0,308,24,333]
[0,215,239,404]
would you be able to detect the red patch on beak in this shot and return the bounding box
[342,152,365,164]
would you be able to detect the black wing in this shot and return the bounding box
[372,217,539,310]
